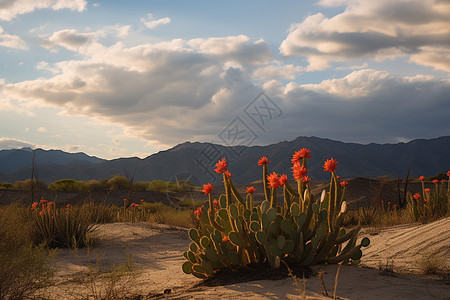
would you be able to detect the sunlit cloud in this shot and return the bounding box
[141,14,171,29]
[280,0,450,71]
[0,0,87,21]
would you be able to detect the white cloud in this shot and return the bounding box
[279,0,450,71]
[0,26,27,49]
[253,63,303,80]
[41,29,96,52]
[0,0,87,21]
[188,35,272,66]
[0,137,35,149]
[37,127,47,133]
[36,61,60,74]
[1,35,267,146]
[141,14,171,29]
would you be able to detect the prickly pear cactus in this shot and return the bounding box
[182,151,371,278]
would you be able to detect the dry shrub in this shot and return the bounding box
[0,204,53,299]
[416,252,447,275]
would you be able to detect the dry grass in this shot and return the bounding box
[416,252,448,276]
[0,204,54,299]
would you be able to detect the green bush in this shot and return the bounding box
[107,176,130,190]
[13,179,47,191]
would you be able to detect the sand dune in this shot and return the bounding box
[41,219,450,299]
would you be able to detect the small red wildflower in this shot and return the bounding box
[213,199,219,206]
[323,158,338,172]
[425,188,430,193]
[413,193,421,200]
[66,204,71,208]
[267,172,281,189]
[140,199,144,202]
[224,170,233,178]
[123,198,127,202]
[279,174,288,186]
[432,179,439,184]
[302,176,311,183]
[31,202,38,210]
[222,236,229,242]
[447,171,450,178]
[418,176,426,181]
[134,204,139,207]
[258,156,270,166]
[202,183,215,195]
[214,158,228,174]
[194,207,202,217]
[340,181,349,187]
[292,162,307,181]
[245,186,256,194]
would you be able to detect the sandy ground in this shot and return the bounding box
[40,219,450,300]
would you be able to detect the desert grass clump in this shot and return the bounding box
[407,174,449,223]
[0,204,54,299]
[31,199,94,249]
[416,252,448,276]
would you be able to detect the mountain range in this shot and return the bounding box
[0,136,449,185]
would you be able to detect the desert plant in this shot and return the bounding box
[0,204,54,299]
[406,173,449,222]
[182,150,370,279]
[31,199,94,248]
[107,175,130,190]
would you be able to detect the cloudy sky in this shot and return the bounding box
[0,0,449,159]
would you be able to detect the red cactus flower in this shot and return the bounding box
[267,172,281,189]
[31,202,38,210]
[432,179,439,184]
[258,156,270,166]
[279,174,288,186]
[134,204,139,207]
[291,148,311,164]
[413,193,421,200]
[323,158,338,172]
[425,188,430,193]
[222,236,229,242]
[66,204,71,208]
[292,162,308,181]
[140,199,144,202]
[123,198,127,202]
[213,199,219,206]
[224,170,233,178]
[418,176,426,181]
[302,176,311,183]
[446,170,450,178]
[340,181,349,187]
[214,158,228,174]
[202,183,215,195]
[39,211,44,216]
[245,186,256,194]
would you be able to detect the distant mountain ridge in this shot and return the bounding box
[0,136,449,184]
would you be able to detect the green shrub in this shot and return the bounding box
[107,176,130,190]
[13,179,47,190]
[0,182,13,189]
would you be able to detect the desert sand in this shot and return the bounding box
[41,218,450,299]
